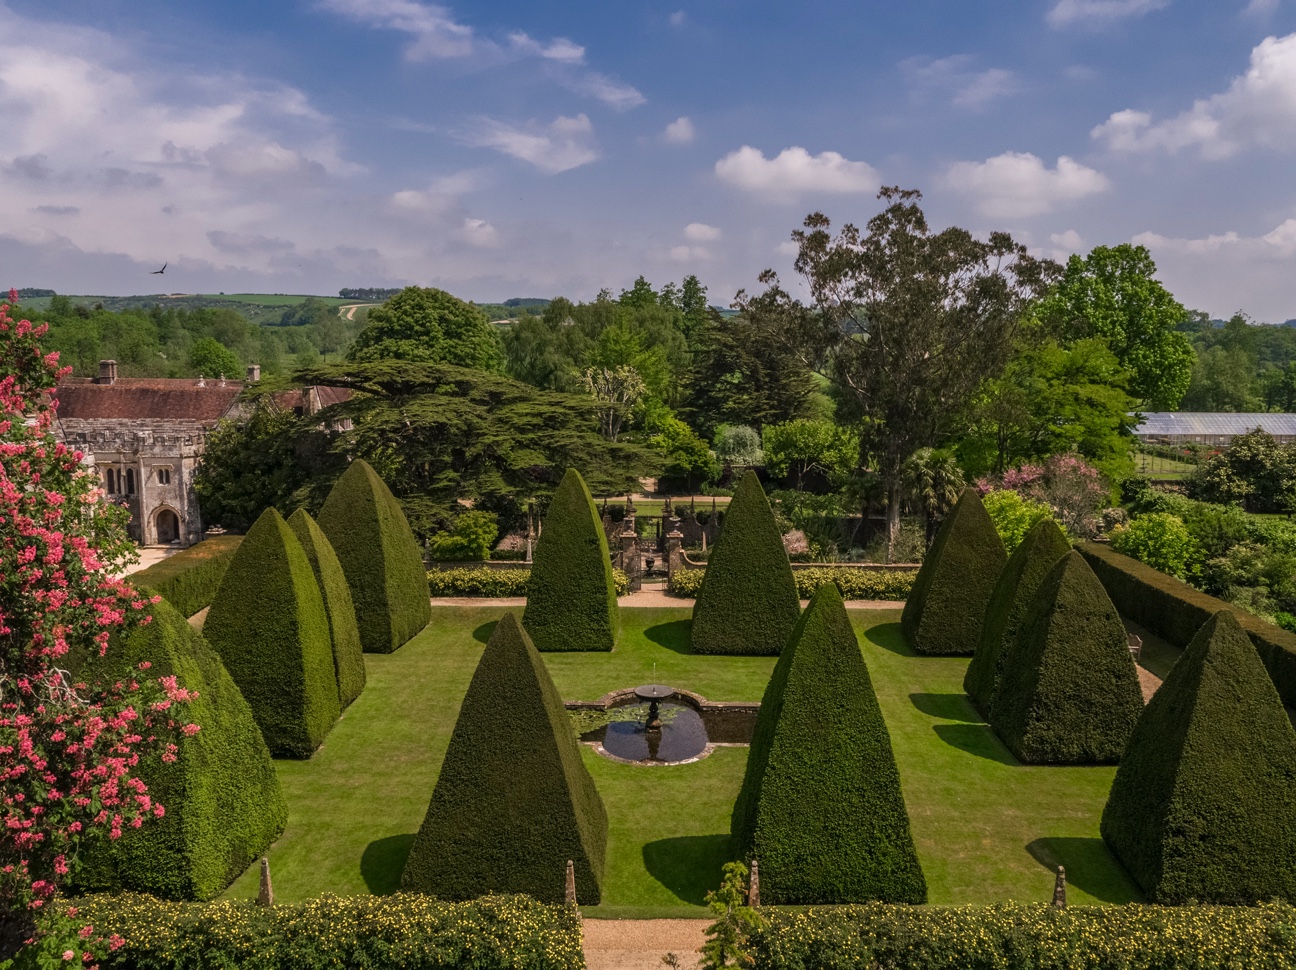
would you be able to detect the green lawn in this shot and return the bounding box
[226,605,1140,913]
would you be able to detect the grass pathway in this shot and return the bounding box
[227,606,1140,910]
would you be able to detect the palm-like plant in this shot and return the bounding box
[904,448,966,547]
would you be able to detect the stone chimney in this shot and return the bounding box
[246,364,261,382]
[95,360,118,385]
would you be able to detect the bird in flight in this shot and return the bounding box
[150,262,167,275]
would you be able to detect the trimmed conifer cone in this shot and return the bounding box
[731,584,927,904]
[902,488,1007,656]
[402,613,608,902]
[317,458,431,654]
[204,506,341,758]
[522,468,619,652]
[74,596,287,900]
[1102,609,1296,903]
[692,470,800,655]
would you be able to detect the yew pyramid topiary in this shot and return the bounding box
[402,613,608,902]
[990,551,1143,764]
[731,584,927,904]
[317,459,431,653]
[902,488,1007,655]
[1102,610,1296,903]
[692,470,800,655]
[288,508,366,709]
[964,517,1071,716]
[521,469,618,652]
[204,507,341,758]
[76,596,287,900]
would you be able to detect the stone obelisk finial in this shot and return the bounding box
[257,856,274,907]
[1051,865,1067,908]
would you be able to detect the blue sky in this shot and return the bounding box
[3,0,1295,320]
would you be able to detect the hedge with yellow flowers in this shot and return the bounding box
[749,902,1296,970]
[72,892,585,970]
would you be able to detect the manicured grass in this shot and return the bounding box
[226,604,1140,911]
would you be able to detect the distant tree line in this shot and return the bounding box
[338,287,402,300]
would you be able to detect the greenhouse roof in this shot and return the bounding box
[1134,412,1296,437]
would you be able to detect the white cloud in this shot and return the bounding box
[564,72,645,110]
[1125,217,1296,319]
[776,240,800,257]
[507,31,584,63]
[1244,0,1279,17]
[1133,218,1296,257]
[460,217,499,247]
[390,172,479,215]
[316,1,642,109]
[942,152,1110,218]
[1050,229,1085,251]
[684,222,721,241]
[669,10,688,27]
[714,146,879,200]
[664,116,695,144]
[1092,32,1296,158]
[1046,0,1171,28]
[669,244,712,261]
[464,114,599,173]
[902,55,1018,110]
[314,0,476,58]
[207,230,296,254]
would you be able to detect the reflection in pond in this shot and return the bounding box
[576,700,756,764]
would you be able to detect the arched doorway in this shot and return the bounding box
[155,508,180,544]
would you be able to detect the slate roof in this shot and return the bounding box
[52,379,244,425]
[1135,412,1296,437]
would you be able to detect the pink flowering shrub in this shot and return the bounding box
[977,454,1109,538]
[0,291,196,959]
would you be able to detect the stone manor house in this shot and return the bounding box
[52,360,346,548]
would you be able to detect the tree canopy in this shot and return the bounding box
[348,286,505,371]
[1038,244,1193,410]
[750,187,1056,552]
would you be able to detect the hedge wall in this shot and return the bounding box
[288,509,366,709]
[74,597,286,901]
[902,489,1007,656]
[1102,610,1296,904]
[71,892,585,970]
[521,469,618,652]
[964,518,1071,716]
[428,567,629,598]
[670,567,913,601]
[990,551,1143,764]
[731,585,926,904]
[204,507,341,758]
[128,534,243,617]
[692,470,801,655]
[1078,540,1296,709]
[317,459,430,654]
[402,613,607,903]
[747,902,1296,970]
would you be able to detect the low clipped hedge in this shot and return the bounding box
[1078,541,1296,709]
[72,892,585,970]
[748,902,1296,970]
[428,567,629,598]
[128,535,243,617]
[669,568,913,600]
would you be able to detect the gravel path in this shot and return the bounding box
[582,919,709,970]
